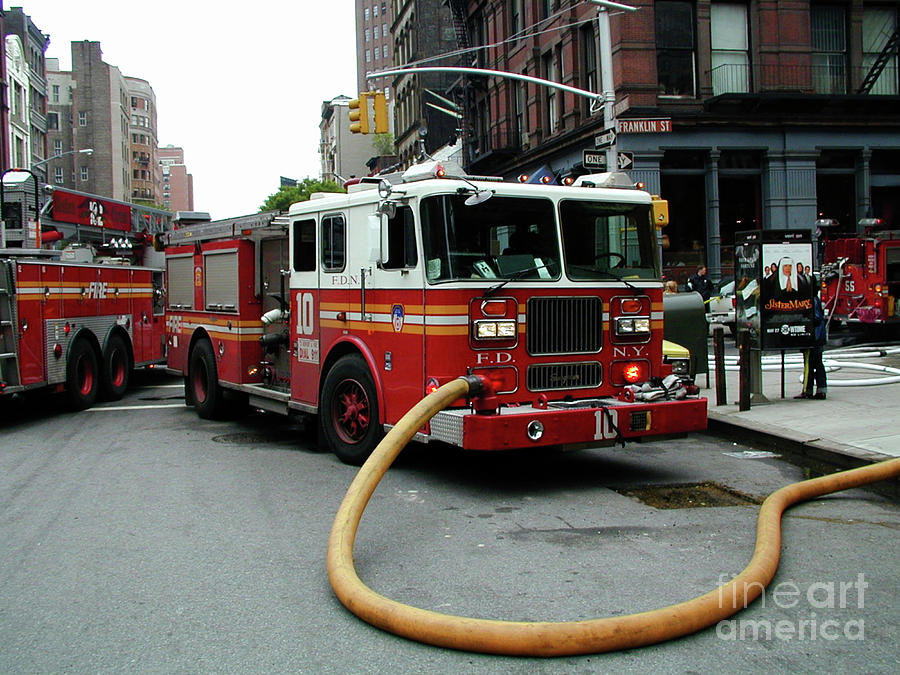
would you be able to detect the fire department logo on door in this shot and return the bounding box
[194,266,202,287]
[391,304,404,332]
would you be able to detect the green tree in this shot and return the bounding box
[133,198,168,211]
[260,178,345,212]
[372,133,395,156]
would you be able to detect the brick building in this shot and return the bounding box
[126,77,161,204]
[46,42,131,200]
[356,0,395,96]
[159,145,194,212]
[447,0,900,282]
[3,6,49,175]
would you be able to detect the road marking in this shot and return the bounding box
[88,404,185,412]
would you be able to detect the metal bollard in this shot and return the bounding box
[713,325,726,406]
[738,329,751,411]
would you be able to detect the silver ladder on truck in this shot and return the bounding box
[0,259,21,391]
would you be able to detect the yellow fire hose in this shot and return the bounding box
[326,376,900,657]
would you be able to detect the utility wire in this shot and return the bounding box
[401,0,603,71]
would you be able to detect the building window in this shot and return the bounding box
[383,23,388,38]
[710,3,749,94]
[510,0,523,37]
[52,84,60,103]
[811,5,847,94]
[373,3,379,17]
[364,7,370,21]
[514,80,526,147]
[54,167,64,184]
[543,51,559,132]
[655,0,696,97]
[581,23,598,115]
[862,6,898,94]
[366,49,371,63]
[79,111,88,126]
[54,140,63,154]
[80,166,89,181]
[540,0,552,20]
[383,44,388,59]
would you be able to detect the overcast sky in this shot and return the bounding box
[30,1,359,219]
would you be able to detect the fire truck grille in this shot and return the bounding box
[526,362,602,391]
[526,297,602,355]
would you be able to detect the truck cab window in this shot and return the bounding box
[382,205,417,269]
[293,218,316,271]
[560,200,659,280]
[322,214,346,272]
[420,194,559,282]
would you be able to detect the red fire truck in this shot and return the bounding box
[164,162,706,464]
[1,175,171,410]
[820,218,900,327]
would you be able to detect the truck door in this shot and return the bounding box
[13,261,46,386]
[259,236,291,388]
[289,216,322,406]
[365,204,425,424]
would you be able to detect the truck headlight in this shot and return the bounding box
[474,319,517,339]
[616,317,650,335]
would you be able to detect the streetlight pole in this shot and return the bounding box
[31,147,93,171]
[588,0,638,170]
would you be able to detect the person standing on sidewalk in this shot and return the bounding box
[687,265,713,308]
[795,277,827,400]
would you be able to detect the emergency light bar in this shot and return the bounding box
[572,172,639,189]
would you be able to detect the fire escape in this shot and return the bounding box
[442,0,473,167]
[857,27,900,94]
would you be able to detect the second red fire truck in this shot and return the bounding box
[164,162,707,463]
[820,218,900,329]
[1,176,171,410]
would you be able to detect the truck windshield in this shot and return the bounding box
[420,194,560,283]
[559,200,659,280]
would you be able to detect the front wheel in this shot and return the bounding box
[189,339,225,419]
[66,338,99,411]
[320,354,382,465]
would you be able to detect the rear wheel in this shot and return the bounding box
[100,333,131,401]
[189,339,225,419]
[66,338,99,411]
[320,354,382,465]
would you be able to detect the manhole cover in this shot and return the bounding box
[617,482,760,509]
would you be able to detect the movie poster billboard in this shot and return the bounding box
[734,231,762,348]
[759,230,814,350]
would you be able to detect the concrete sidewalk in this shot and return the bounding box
[695,344,900,471]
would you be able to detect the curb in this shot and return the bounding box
[706,412,899,500]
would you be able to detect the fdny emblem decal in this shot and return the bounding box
[391,304,405,332]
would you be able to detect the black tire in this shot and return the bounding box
[189,339,225,419]
[320,354,383,465]
[66,338,99,411]
[100,333,131,401]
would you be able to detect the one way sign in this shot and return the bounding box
[616,152,634,170]
[582,150,634,171]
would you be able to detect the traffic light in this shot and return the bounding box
[372,91,389,134]
[348,92,371,134]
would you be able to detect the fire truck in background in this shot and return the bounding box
[0,171,171,410]
[164,161,706,464]
[820,218,900,330]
